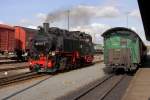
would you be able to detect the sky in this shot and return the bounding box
[0,0,148,45]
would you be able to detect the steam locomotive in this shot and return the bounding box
[29,23,94,73]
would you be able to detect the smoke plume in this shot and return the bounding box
[45,5,120,27]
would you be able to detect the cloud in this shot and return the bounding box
[27,25,37,29]
[20,19,30,25]
[95,6,120,18]
[129,9,141,19]
[45,5,120,27]
[71,23,111,44]
[0,21,4,24]
[18,13,47,27]
[36,13,47,21]
[71,23,111,33]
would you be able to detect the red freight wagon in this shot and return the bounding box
[0,24,15,54]
[14,26,38,52]
[0,24,37,61]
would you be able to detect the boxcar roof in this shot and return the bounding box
[102,27,137,37]
[0,24,14,30]
[14,26,38,33]
[101,27,146,47]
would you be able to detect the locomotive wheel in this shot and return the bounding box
[29,67,34,72]
[74,59,81,68]
[34,64,41,72]
[126,69,135,75]
[126,69,134,75]
[59,58,67,71]
[71,59,81,69]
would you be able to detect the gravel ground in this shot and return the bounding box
[0,69,30,78]
[0,62,29,78]
[0,62,105,100]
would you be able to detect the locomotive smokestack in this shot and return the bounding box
[43,23,49,33]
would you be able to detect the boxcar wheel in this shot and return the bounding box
[126,68,136,75]
[103,66,114,74]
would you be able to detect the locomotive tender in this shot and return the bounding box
[102,27,147,72]
[29,23,94,73]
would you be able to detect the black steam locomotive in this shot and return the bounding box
[29,23,94,73]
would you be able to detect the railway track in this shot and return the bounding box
[0,66,28,72]
[75,75,126,100]
[0,72,46,87]
[0,60,19,65]
[58,74,127,100]
[73,75,125,100]
[0,60,103,88]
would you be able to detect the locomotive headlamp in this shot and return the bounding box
[80,44,83,48]
[52,51,55,56]
[49,52,52,55]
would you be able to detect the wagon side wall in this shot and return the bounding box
[0,26,15,53]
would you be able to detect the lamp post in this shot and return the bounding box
[126,12,129,28]
[67,10,70,31]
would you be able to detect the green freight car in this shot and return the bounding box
[102,27,147,72]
